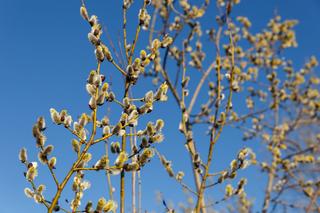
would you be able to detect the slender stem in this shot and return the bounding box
[195,28,235,213]
[120,78,130,213]
[138,171,142,213]
[104,25,125,68]
[93,135,111,144]
[65,126,87,144]
[48,164,59,188]
[187,61,216,114]
[262,110,279,213]
[160,66,181,104]
[306,186,320,213]
[181,40,187,106]
[131,128,137,213]
[128,1,147,64]
[158,22,209,213]
[160,51,205,211]
[120,133,126,213]
[123,3,129,61]
[149,8,158,46]
[188,26,222,114]
[73,167,99,171]
[262,40,281,212]
[40,146,60,188]
[111,59,127,76]
[114,98,125,107]
[104,143,114,202]
[262,159,276,213]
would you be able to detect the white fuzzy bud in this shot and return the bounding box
[88,32,100,45]
[95,45,105,62]
[89,97,97,110]
[19,148,28,163]
[80,6,89,21]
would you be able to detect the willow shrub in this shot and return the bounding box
[19,0,319,212]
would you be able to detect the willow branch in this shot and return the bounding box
[48,62,102,213]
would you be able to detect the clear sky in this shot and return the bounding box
[1,0,320,212]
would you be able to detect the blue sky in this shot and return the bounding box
[1,0,320,212]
